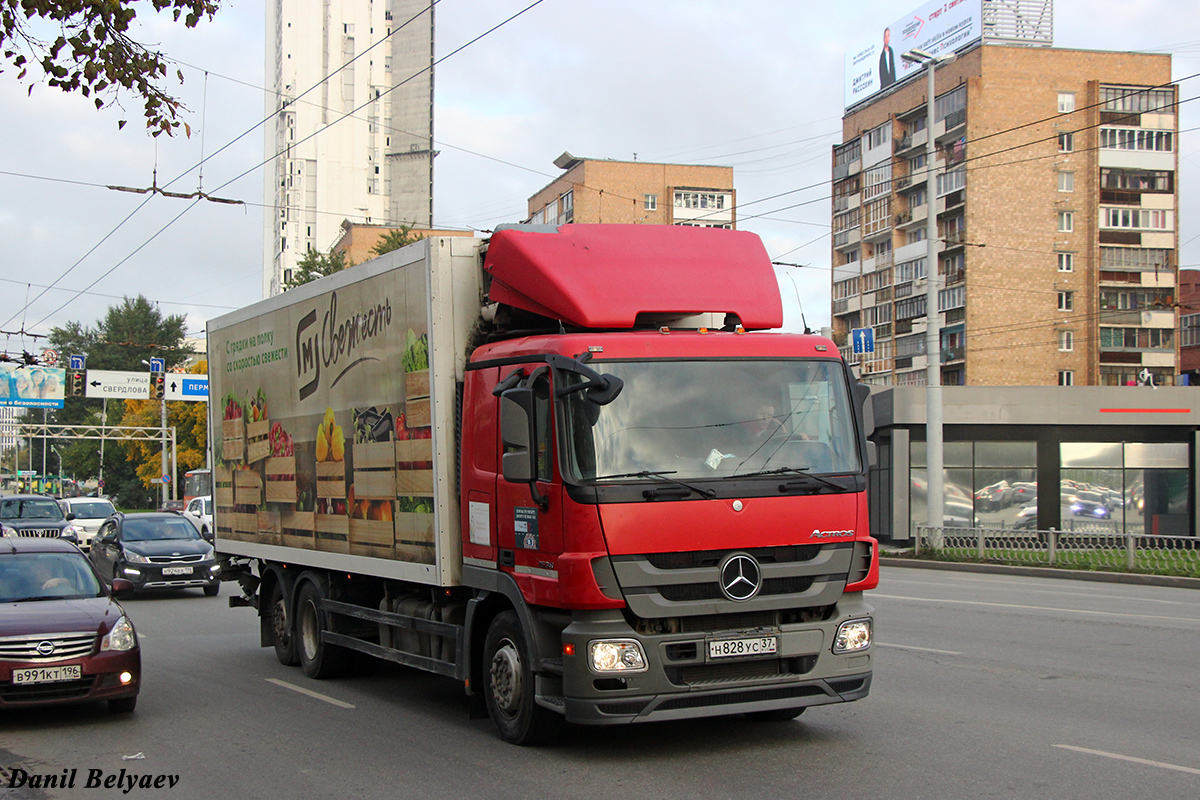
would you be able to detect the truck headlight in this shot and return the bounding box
[589,640,648,673]
[101,616,137,652]
[833,619,872,654]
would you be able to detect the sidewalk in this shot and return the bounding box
[880,554,1200,590]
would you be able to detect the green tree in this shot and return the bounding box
[47,295,190,507]
[370,226,422,257]
[1,0,220,136]
[284,247,350,290]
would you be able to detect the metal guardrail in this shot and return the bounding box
[915,526,1200,577]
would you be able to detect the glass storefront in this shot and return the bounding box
[1060,443,1188,535]
[911,441,1037,534]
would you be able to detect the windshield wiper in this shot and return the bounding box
[7,596,61,603]
[728,467,847,492]
[590,470,715,500]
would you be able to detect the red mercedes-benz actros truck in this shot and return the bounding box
[209,223,878,744]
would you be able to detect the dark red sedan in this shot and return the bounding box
[0,536,140,713]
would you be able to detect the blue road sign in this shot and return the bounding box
[149,357,165,373]
[851,328,875,355]
[69,354,85,370]
[165,374,209,402]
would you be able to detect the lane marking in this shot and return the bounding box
[872,594,1200,625]
[1055,745,1200,776]
[266,678,355,709]
[883,577,1196,607]
[875,642,962,655]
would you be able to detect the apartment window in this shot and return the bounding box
[1058,331,1074,352]
[1058,370,1074,386]
[896,258,926,282]
[863,163,893,201]
[936,166,965,197]
[1058,172,1074,192]
[1058,132,1074,153]
[1100,327,1175,349]
[935,85,966,121]
[832,277,861,300]
[866,123,890,150]
[938,285,965,312]
[1058,92,1076,113]
[1102,208,1173,230]
[674,191,726,210]
[834,139,861,168]
[644,194,657,211]
[1182,313,1200,347]
[1101,247,1172,270]
[1058,291,1074,312]
[1100,288,1174,310]
[1101,85,1174,114]
[1101,168,1173,192]
[1057,253,1074,272]
[1099,128,1174,152]
[906,228,926,245]
[1057,211,1074,232]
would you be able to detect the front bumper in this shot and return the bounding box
[557,593,873,725]
[0,650,140,708]
[121,560,221,591]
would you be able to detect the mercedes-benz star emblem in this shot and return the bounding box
[718,553,762,602]
[36,641,56,657]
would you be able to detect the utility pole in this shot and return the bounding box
[902,48,955,536]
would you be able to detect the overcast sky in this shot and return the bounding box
[1,0,1198,348]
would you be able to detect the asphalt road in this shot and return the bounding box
[2,566,1198,800]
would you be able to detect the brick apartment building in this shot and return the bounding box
[831,44,1179,388]
[528,153,735,228]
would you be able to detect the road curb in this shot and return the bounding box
[879,556,1200,590]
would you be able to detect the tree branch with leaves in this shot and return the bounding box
[2,0,220,135]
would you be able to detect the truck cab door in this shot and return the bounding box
[496,369,564,600]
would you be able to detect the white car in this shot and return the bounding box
[184,496,214,541]
[57,496,117,550]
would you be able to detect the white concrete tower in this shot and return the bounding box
[263,0,434,296]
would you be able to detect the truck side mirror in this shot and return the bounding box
[500,388,535,483]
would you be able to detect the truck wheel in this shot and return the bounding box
[482,611,561,745]
[295,580,350,679]
[269,580,297,666]
[744,707,805,722]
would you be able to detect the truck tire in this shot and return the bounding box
[269,579,298,666]
[482,611,561,745]
[295,579,351,679]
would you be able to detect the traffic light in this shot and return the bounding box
[151,371,165,400]
[67,369,85,397]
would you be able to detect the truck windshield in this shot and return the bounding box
[560,359,861,482]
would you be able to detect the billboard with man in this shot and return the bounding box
[844,0,983,109]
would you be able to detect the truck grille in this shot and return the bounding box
[611,543,853,618]
[0,631,97,663]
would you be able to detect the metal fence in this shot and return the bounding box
[914,526,1200,578]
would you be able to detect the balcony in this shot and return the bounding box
[833,227,862,249]
[943,228,968,247]
[942,347,964,363]
[942,109,967,132]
